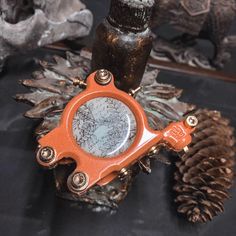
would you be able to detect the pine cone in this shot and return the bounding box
[174,109,235,223]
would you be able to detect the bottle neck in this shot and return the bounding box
[107,0,154,33]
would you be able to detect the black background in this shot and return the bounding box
[0,1,236,235]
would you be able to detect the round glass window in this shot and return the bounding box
[72,97,137,158]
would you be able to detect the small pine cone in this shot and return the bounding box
[174,109,235,223]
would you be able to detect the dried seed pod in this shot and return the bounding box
[174,109,235,223]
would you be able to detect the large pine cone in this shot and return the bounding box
[174,109,235,223]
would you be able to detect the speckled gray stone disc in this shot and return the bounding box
[72,97,137,158]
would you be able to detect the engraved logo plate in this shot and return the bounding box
[181,0,210,16]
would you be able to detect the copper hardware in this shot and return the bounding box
[37,147,55,163]
[95,69,112,85]
[148,145,159,156]
[129,87,142,98]
[185,116,198,128]
[119,168,130,180]
[68,172,89,192]
[71,77,87,88]
[183,146,189,153]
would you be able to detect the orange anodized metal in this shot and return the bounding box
[36,70,196,195]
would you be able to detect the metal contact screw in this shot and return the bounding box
[70,172,89,191]
[185,116,198,128]
[38,147,55,163]
[72,77,87,88]
[148,145,159,156]
[119,168,129,180]
[128,86,142,97]
[95,69,112,85]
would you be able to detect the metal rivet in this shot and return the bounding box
[37,147,55,163]
[95,69,112,85]
[69,172,89,192]
[185,116,198,128]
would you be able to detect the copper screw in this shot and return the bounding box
[185,116,198,128]
[128,86,142,97]
[95,69,112,85]
[72,77,87,88]
[38,147,55,163]
[69,172,89,192]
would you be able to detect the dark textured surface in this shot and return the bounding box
[0,1,236,236]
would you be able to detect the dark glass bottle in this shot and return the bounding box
[91,0,154,92]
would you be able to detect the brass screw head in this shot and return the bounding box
[95,69,112,85]
[38,147,55,163]
[69,172,89,192]
[185,116,198,128]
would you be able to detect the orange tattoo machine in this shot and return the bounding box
[36,70,198,195]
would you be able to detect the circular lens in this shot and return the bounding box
[72,97,137,158]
